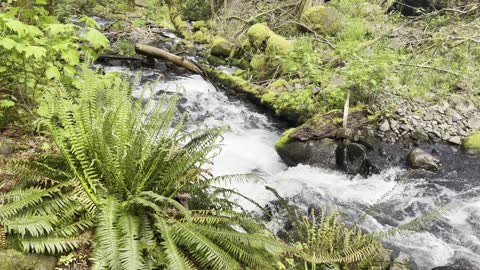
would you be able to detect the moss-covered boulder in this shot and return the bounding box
[247,23,275,48]
[192,31,209,43]
[301,6,342,35]
[464,131,480,153]
[266,34,293,55]
[192,20,207,30]
[210,37,233,58]
[0,249,57,270]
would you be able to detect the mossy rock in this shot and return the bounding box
[154,6,175,30]
[192,20,207,30]
[0,249,57,270]
[247,23,275,48]
[265,34,293,56]
[464,131,480,153]
[275,128,296,150]
[301,6,342,35]
[210,37,232,58]
[193,31,209,44]
[207,55,227,66]
[250,54,268,70]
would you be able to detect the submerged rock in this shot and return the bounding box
[0,249,57,270]
[407,147,440,171]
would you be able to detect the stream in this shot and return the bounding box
[102,64,480,270]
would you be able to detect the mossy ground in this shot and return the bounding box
[464,131,480,151]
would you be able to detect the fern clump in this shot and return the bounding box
[0,68,286,269]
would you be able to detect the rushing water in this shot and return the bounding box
[103,65,480,270]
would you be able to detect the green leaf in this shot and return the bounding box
[35,0,48,4]
[0,100,15,108]
[82,29,109,49]
[46,66,61,79]
[63,65,76,77]
[0,38,16,50]
[61,48,80,65]
[79,16,100,29]
[24,46,46,59]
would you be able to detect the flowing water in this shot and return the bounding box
[103,65,480,270]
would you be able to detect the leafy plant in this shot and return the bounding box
[0,68,286,269]
[0,5,109,109]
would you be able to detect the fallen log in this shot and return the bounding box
[97,54,145,62]
[135,43,203,75]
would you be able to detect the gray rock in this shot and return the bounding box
[466,117,480,129]
[335,128,353,140]
[0,249,57,270]
[390,119,399,129]
[379,120,391,132]
[276,138,338,169]
[445,108,462,122]
[0,137,16,156]
[448,136,462,145]
[407,147,440,171]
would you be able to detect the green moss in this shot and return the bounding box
[192,31,209,43]
[206,69,262,96]
[154,6,175,30]
[464,131,480,151]
[0,249,57,270]
[113,40,136,56]
[261,91,278,104]
[192,20,207,30]
[301,6,342,35]
[207,55,227,65]
[210,36,232,58]
[275,128,296,149]
[270,79,288,89]
[247,23,275,48]
[250,54,268,70]
[266,34,293,55]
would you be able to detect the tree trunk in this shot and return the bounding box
[134,44,204,75]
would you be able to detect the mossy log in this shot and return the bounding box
[135,43,204,74]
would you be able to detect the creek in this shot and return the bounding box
[101,63,480,270]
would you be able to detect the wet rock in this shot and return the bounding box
[335,128,352,140]
[390,252,413,270]
[0,249,57,270]
[336,142,379,176]
[432,258,479,270]
[276,137,338,169]
[407,147,440,171]
[366,247,392,270]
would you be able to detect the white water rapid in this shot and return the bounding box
[105,66,480,270]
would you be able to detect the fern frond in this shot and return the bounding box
[155,216,194,270]
[21,235,85,254]
[4,214,57,237]
[118,212,145,270]
[91,196,122,270]
[172,221,241,270]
